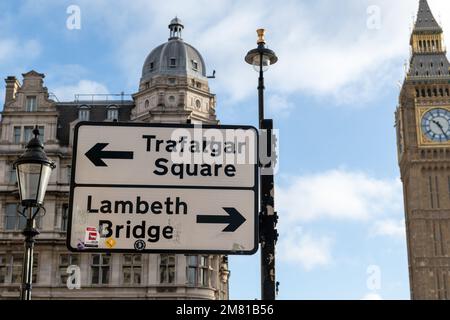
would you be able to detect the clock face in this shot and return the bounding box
[421,108,450,142]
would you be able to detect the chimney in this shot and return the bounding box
[5,76,21,105]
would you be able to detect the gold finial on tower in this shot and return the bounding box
[257,29,266,45]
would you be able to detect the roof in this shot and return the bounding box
[141,18,207,83]
[413,0,442,33]
[409,54,450,78]
[56,100,134,146]
[170,17,183,27]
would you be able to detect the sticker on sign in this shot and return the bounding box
[67,122,259,255]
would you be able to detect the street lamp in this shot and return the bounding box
[245,29,279,301]
[245,29,278,125]
[14,127,55,300]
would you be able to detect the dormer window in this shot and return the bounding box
[26,96,37,112]
[192,60,199,71]
[169,58,177,68]
[149,62,154,71]
[78,106,90,121]
[107,106,119,121]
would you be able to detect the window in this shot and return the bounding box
[26,96,37,112]
[195,99,201,109]
[429,176,440,209]
[61,204,69,231]
[169,58,177,68]
[160,254,175,284]
[199,256,211,287]
[0,254,6,283]
[192,60,199,71]
[5,204,41,231]
[107,108,119,121]
[187,255,197,285]
[24,126,44,143]
[0,253,38,284]
[5,204,26,231]
[91,254,110,285]
[145,100,150,109]
[168,78,176,85]
[59,254,79,285]
[122,254,142,285]
[13,127,21,144]
[67,166,72,183]
[9,163,17,184]
[186,255,211,287]
[149,62,154,71]
[79,107,90,121]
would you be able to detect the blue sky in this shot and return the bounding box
[2,0,450,300]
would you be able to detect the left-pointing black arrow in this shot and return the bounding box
[197,208,246,232]
[85,143,134,167]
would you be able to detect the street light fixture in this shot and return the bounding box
[245,29,279,301]
[14,126,55,300]
[245,29,278,125]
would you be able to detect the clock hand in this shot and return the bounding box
[432,120,448,138]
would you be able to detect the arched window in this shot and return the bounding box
[78,105,91,121]
[107,105,119,121]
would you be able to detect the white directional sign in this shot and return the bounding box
[67,122,258,254]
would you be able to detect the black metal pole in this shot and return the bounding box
[258,51,265,125]
[21,208,39,301]
[258,51,278,301]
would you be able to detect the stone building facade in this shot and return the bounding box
[0,18,229,299]
[397,0,450,299]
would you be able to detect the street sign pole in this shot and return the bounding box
[260,119,278,301]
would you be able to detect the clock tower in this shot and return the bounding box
[397,0,450,299]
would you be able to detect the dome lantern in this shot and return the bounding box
[169,17,184,40]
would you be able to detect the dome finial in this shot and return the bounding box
[169,17,184,40]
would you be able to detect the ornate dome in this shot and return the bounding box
[141,18,207,83]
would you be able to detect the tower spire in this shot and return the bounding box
[413,0,442,33]
[407,0,450,80]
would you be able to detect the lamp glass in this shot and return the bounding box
[37,164,52,205]
[17,163,41,204]
[252,54,271,72]
[17,163,52,206]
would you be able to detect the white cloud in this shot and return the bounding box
[279,227,333,271]
[0,39,41,63]
[276,169,404,270]
[70,0,450,108]
[277,170,403,222]
[267,94,294,117]
[361,292,383,300]
[371,219,406,238]
[52,80,109,101]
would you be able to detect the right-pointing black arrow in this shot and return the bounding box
[85,143,134,167]
[196,207,246,232]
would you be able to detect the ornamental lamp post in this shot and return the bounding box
[245,28,278,126]
[13,127,56,300]
[245,29,279,300]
